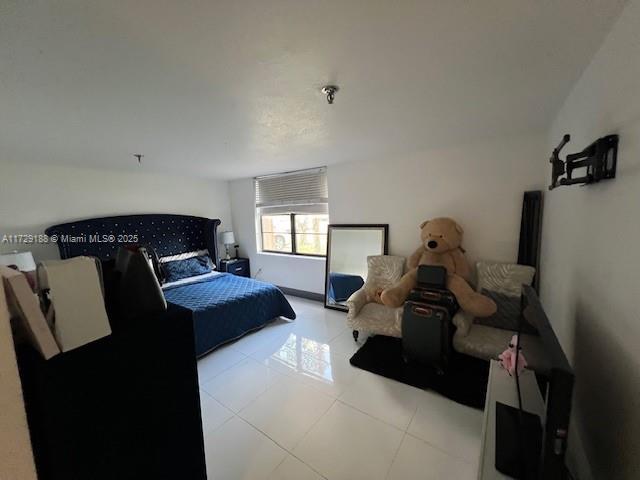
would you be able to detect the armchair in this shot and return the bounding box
[347,257,545,367]
[452,261,545,363]
[346,255,405,341]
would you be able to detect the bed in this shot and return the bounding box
[46,214,296,357]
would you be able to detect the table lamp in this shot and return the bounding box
[0,251,37,289]
[0,251,36,272]
[221,231,236,260]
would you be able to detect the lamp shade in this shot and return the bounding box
[221,231,236,245]
[0,251,36,272]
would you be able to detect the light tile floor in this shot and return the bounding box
[199,296,482,480]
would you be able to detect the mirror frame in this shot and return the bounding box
[324,224,389,311]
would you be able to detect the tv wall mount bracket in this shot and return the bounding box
[549,134,619,190]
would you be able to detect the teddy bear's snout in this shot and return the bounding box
[427,240,438,249]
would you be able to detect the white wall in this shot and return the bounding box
[0,162,233,262]
[328,134,545,265]
[229,133,544,294]
[539,2,640,479]
[229,178,326,293]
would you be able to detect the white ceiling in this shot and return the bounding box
[0,0,626,180]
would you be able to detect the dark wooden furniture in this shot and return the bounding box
[16,304,207,480]
[219,257,250,277]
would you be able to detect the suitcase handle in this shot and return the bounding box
[411,305,445,320]
[412,305,433,317]
[419,291,442,301]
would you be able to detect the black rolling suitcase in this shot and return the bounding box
[407,288,459,315]
[402,302,453,373]
[402,265,458,373]
[409,264,459,315]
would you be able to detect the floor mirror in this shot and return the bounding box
[324,224,389,311]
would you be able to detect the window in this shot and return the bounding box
[255,168,329,257]
[261,214,292,253]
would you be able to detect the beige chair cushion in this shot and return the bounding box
[348,303,403,338]
[476,261,535,297]
[453,325,547,371]
[453,261,538,362]
[346,255,405,338]
[362,255,405,294]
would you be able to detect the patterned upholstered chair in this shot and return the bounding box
[345,255,406,341]
[452,261,545,364]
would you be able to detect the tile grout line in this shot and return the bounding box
[237,376,337,444]
[236,414,330,480]
[265,454,289,479]
[197,351,248,385]
[384,432,408,480]
[322,400,407,480]
[286,451,329,480]
[403,430,480,466]
[234,371,337,451]
[233,417,287,474]
[284,394,336,480]
[234,363,292,416]
[276,399,336,480]
[204,411,237,436]
[288,397,338,451]
[405,402,419,432]
[202,400,331,478]
[199,388,234,415]
[202,358,290,415]
[334,399,408,434]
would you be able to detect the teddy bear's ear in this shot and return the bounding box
[454,222,464,235]
[419,220,429,229]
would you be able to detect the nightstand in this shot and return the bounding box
[219,258,250,277]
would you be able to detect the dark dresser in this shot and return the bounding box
[16,259,208,480]
[219,257,250,277]
[16,305,207,480]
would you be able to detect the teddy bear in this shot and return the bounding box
[379,217,497,318]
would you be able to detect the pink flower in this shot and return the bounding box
[498,335,528,375]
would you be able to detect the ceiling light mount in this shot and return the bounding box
[321,85,339,105]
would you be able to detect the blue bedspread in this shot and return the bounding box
[163,274,296,357]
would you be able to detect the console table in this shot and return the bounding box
[478,360,545,479]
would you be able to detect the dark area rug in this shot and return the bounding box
[349,335,490,409]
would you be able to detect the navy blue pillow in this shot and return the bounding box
[162,255,214,283]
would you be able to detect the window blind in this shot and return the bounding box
[255,167,328,208]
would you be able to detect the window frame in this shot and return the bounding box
[260,212,328,258]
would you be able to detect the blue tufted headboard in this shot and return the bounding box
[45,214,222,266]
